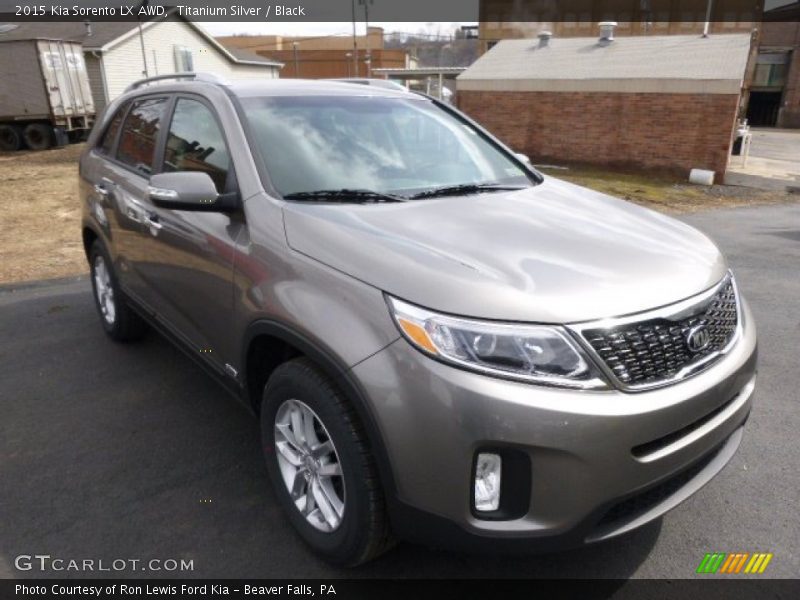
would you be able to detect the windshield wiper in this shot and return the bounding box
[283,189,408,203]
[410,183,527,200]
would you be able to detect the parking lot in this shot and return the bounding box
[726,128,800,191]
[1,201,798,579]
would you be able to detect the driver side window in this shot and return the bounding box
[162,98,230,193]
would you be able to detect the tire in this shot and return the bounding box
[88,240,147,342]
[261,358,394,566]
[0,124,22,151]
[22,122,54,151]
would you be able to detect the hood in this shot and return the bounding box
[282,177,727,323]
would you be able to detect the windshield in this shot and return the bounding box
[240,95,536,198]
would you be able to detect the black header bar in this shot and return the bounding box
[3,579,800,600]
[1,1,797,23]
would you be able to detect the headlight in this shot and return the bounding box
[387,296,607,389]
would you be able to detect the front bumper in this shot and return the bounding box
[350,297,757,549]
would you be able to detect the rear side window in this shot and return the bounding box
[98,101,129,155]
[162,98,230,193]
[116,97,168,176]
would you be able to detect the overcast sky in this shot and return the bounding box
[202,22,470,38]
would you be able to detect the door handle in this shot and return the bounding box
[145,213,163,234]
[93,184,109,197]
[123,196,144,223]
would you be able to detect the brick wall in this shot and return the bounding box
[261,48,408,79]
[778,52,800,128]
[458,91,741,179]
[759,21,800,128]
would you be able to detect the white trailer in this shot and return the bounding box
[0,39,95,151]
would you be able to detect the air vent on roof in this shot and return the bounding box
[599,21,617,42]
[537,31,552,47]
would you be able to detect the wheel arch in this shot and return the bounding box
[82,225,100,262]
[242,319,399,501]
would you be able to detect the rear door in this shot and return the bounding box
[100,95,171,308]
[81,98,145,296]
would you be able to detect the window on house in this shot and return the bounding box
[174,45,194,72]
[116,97,168,175]
[753,53,790,89]
[162,98,230,193]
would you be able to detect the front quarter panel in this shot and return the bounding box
[232,194,401,376]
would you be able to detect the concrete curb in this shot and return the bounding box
[0,274,88,294]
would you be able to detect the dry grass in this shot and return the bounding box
[538,164,794,213]
[0,144,87,284]
[0,146,796,285]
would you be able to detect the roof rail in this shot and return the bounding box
[124,72,229,93]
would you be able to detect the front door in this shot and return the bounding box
[133,95,243,372]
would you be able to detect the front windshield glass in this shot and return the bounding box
[240,95,535,198]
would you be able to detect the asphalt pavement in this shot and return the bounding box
[1,202,798,579]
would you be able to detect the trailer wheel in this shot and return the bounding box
[0,124,22,152]
[23,123,54,151]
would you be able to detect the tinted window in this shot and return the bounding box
[98,101,129,155]
[116,97,168,175]
[162,98,230,193]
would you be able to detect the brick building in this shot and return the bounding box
[754,10,800,127]
[457,32,752,180]
[476,1,800,128]
[477,0,757,55]
[217,27,413,79]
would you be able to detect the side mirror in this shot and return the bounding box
[148,172,237,212]
[514,152,532,165]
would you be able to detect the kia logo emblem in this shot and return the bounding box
[686,325,712,353]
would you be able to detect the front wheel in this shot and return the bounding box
[261,358,394,566]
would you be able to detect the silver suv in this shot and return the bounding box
[80,74,757,566]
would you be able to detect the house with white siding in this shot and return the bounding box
[0,19,282,112]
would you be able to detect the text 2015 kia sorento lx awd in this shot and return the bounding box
[80,74,757,566]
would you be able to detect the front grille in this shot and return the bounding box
[583,278,738,388]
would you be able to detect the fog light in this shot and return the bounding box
[474,453,502,512]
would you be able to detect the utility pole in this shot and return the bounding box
[702,0,714,37]
[359,0,374,77]
[351,0,359,77]
[137,0,149,76]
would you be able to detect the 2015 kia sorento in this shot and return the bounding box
[79,74,757,566]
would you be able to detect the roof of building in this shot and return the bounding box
[458,33,752,95]
[0,21,135,47]
[227,47,280,65]
[373,67,467,78]
[0,19,282,67]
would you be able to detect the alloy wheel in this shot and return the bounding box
[274,398,345,532]
[93,255,116,325]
